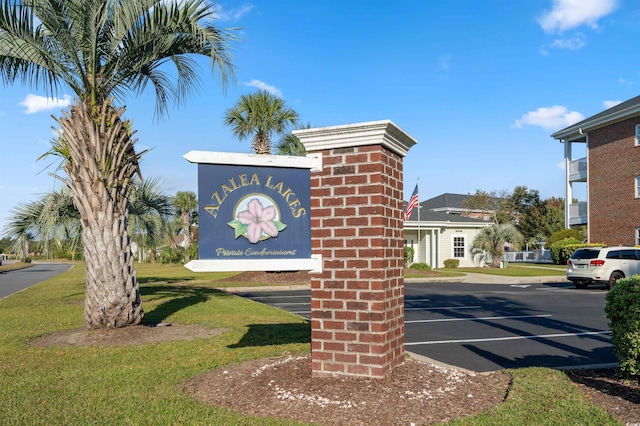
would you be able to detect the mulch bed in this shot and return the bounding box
[566,368,640,424]
[184,355,511,426]
[220,270,311,285]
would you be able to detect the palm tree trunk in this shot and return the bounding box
[55,100,143,329]
[253,131,271,154]
[181,211,192,262]
[81,201,141,327]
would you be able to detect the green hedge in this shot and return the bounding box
[549,239,603,265]
[410,262,431,271]
[443,259,459,269]
[545,228,585,249]
[605,275,640,377]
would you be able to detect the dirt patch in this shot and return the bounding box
[219,270,310,286]
[184,355,511,426]
[29,323,226,347]
[567,368,640,425]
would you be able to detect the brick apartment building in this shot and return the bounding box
[552,94,640,246]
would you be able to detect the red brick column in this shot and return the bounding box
[294,121,417,378]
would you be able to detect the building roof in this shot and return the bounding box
[420,193,469,211]
[418,192,500,213]
[403,200,487,223]
[551,94,640,142]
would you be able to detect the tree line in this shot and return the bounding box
[464,186,567,267]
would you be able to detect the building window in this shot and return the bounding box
[453,235,465,258]
[636,124,640,146]
[636,176,640,198]
[636,229,640,246]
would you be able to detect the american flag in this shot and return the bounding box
[403,183,419,221]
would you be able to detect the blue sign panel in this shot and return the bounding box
[198,163,311,260]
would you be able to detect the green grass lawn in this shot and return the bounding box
[404,269,466,279]
[0,261,34,272]
[0,263,618,425]
[452,264,567,277]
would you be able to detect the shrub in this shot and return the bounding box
[545,228,585,249]
[549,238,581,264]
[187,243,198,261]
[605,275,640,377]
[410,262,431,271]
[158,247,183,265]
[443,259,459,269]
[404,246,415,266]
[550,240,605,265]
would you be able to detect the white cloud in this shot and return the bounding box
[538,0,617,33]
[243,79,282,97]
[549,34,586,50]
[618,76,633,85]
[216,4,253,21]
[20,94,71,114]
[603,100,622,109]
[513,105,585,130]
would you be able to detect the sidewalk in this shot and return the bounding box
[406,272,570,285]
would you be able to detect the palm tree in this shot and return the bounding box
[0,0,235,328]
[172,191,198,262]
[3,187,81,260]
[472,223,524,268]
[224,90,299,154]
[3,178,173,261]
[127,178,175,262]
[276,123,311,156]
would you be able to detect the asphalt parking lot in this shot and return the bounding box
[234,280,616,373]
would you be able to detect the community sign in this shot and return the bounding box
[182,151,322,272]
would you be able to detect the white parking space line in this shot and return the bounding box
[290,305,483,316]
[405,305,481,311]
[535,288,605,293]
[405,330,611,346]
[405,314,552,324]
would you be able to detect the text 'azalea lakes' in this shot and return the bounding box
[204,173,307,218]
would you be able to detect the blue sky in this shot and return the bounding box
[0,0,638,232]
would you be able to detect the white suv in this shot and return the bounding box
[566,246,640,289]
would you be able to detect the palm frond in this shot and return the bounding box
[0,0,236,116]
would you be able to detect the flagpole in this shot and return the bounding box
[417,177,421,264]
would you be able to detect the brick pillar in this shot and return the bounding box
[293,120,417,378]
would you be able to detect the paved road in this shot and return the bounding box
[234,280,615,373]
[0,263,73,300]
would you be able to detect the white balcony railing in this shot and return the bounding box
[569,202,587,226]
[569,157,587,182]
